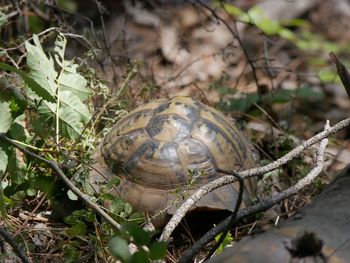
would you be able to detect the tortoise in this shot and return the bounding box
[90,96,258,226]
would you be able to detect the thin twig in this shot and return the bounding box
[95,0,110,56]
[0,134,121,230]
[44,2,100,49]
[329,52,350,100]
[178,121,330,263]
[92,62,139,129]
[160,117,350,241]
[195,0,261,92]
[0,27,60,52]
[13,195,46,238]
[0,227,30,263]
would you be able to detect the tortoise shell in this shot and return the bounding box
[91,97,258,224]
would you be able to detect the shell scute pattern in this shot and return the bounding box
[116,110,155,136]
[191,119,243,172]
[155,98,200,123]
[145,114,191,142]
[200,106,251,162]
[95,97,258,222]
[102,129,149,175]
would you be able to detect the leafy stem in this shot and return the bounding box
[55,78,60,145]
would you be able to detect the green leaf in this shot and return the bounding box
[31,113,54,138]
[64,245,77,263]
[56,0,78,13]
[270,89,293,104]
[60,90,91,123]
[108,236,132,262]
[215,231,233,254]
[122,223,151,246]
[4,180,31,196]
[279,28,296,41]
[220,3,243,17]
[0,11,7,28]
[281,18,308,27]
[28,15,45,33]
[0,62,56,103]
[67,190,78,201]
[100,193,116,201]
[59,106,84,138]
[107,176,121,188]
[66,221,87,237]
[9,116,27,142]
[128,212,145,224]
[110,197,127,214]
[247,7,281,35]
[34,175,55,196]
[296,87,324,101]
[64,213,80,226]
[0,78,27,109]
[0,100,13,133]
[53,34,89,100]
[0,181,8,221]
[34,92,91,140]
[54,33,67,67]
[5,149,26,185]
[25,34,57,97]
[9,99,20,113]
[130,250,148,263]
[149,241,167,260]
[22,33,91,141]
[319,69,337,83]
[83,209,96,223]
[124,202,133,215]
[268,88,324,104]
[0,145,8,176]
[226,93,259,112]
[26,188,37,196]
[58,61,90,100]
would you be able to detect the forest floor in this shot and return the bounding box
[1,0,350,262]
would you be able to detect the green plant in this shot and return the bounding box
[0,32,167,262]
[211,81,324,113]
[0,33,92,208]
[218,2,349,85]
[220,2,350,54]
[108,224,167,263]
[214,228,233,254]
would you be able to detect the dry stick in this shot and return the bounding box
[329,52,350,99]
[178,121,330,263]
[160,117,350,241]
[95,0,120,84]
[0,134,121,231]
[0,227,30,263]
[13,194,46,237]
[95,0,110,54]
